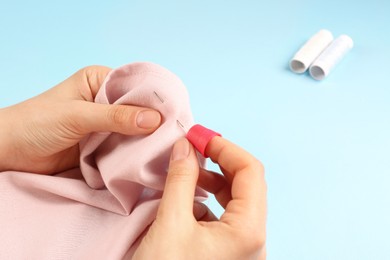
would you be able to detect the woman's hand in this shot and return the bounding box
[133,137,267,260]
[0,66,161,174]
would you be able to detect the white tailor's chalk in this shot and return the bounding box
[290,29,334,74]
[309,35,353,80]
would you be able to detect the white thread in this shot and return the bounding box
[309,35,353,80]
[290,29,334,74]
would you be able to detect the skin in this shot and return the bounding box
[0,66,267,259]
[132,137,267,259]
[0,66,161,174]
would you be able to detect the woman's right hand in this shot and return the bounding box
[133,136,267,259]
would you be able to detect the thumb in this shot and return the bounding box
[157,138,200,220]
[72,101,161,135]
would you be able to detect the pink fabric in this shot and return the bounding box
[0,62,206,259]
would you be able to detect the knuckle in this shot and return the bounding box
[107,106,132,127]
[237,227,266,254]
[79,65,109,76]
[77,66,103,83]
[253,158,265,173]
[246,158,265,177]
[250,158,268,195]
[167,166,193,184]
[82,65,111,85]
[252,231,266,251]
[75,66,111,101]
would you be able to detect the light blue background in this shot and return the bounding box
[1,1,389,259]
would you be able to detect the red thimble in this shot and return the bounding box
[186,124,221,158]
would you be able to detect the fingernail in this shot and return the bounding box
[136,110,161,129]
[171,138,190,161]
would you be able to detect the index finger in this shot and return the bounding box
[205,137,267,223]
[50,66,112,102]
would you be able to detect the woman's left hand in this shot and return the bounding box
[0,66,162,174]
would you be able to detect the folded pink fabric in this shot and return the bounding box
[0,62,206,259]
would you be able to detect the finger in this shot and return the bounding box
[71,101,161,135]
[79,65,112,99]
[198,168,232,208]
[205,137,266,222]
[193,202,218,222]
[49,66,112,101]
[157,138,199,221]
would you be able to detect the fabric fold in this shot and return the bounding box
[0,62,207,259]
